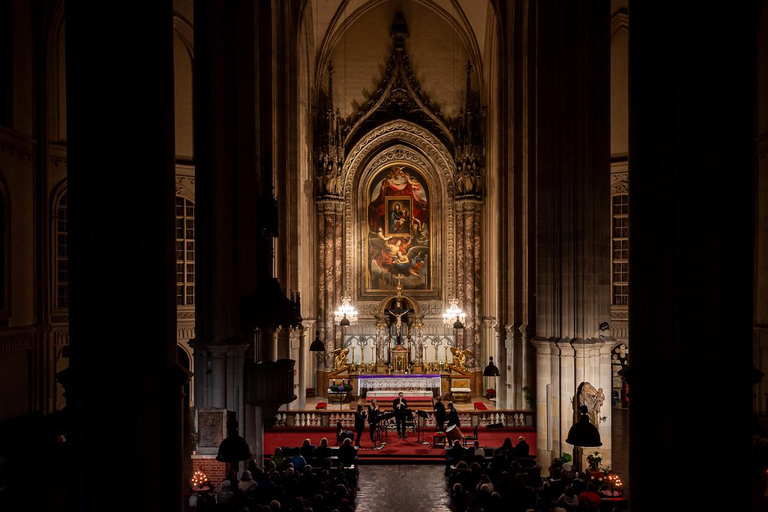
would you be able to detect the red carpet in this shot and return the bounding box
[264,427,536,464]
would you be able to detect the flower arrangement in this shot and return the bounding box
[586,450,603,470]
[331,380,353,393]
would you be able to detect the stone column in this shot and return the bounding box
[297,325,307,410]
[627,4,756,509]
[245,404,265,472]
[532,0,611,469]
[495,324,509,408]
[65,1,185,510]
[531,340,554,470]
[209,346,229,409]
[316,199,343,375]
[227,343,249,423]
[285,327,299,410]
[189,339,210,408]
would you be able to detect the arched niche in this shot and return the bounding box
[342,120,456,305]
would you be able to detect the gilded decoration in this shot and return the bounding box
[366,164,431,292]
[345,135,454,301]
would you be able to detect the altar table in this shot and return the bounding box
[357,374,441,392]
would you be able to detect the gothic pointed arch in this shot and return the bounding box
[342,121,456,304]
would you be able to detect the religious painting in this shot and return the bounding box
[196,408,227,450]
[385,197,413,236]
[366,164,431,291]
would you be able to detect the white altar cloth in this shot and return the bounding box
[357,374,441,390]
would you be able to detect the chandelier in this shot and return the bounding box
[442,299,466,329]
[334,296,358,326]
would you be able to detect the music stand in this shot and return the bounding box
[415,410,430,445]
[373,411,395,450]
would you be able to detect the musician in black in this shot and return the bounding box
[354,403,367,447]
[393,392,408,439]
[433,395,446,432]
[367,398,380,442]
[446,401,460,429]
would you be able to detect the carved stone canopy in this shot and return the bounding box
[344,13,455,152]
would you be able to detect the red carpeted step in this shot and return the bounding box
[263,426,536,465]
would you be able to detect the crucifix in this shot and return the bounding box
[385,297,413,345]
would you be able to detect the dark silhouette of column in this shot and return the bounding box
[66,2,185,511]
[627,3,757,511]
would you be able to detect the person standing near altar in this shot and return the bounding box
[354,403,367,447]
[367,399,380,442]
[393,392,409,439]
[446,401,460,429]
[433,395,446,432]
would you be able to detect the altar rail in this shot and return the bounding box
[271,409,534,429]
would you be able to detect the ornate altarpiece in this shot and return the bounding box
[315,13,485,392]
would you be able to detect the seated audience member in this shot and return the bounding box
[338,437,357,466]
[239,470,258,494]
[514,435,530,458]
[291,452,308,471]
[500,437,514,456]
[578,482,601,511]
[336,422,355,444]
[451,482,473,512]
[216,479,236,509]
[447,439,466,463]
[472,440,485,459]
[557,484,579,512]
[476,473,494,494]
[489,447,509,471]
[315,437,333,459]
[271,447,287,471]
[449,460,471,488]
[560,462,575,484]
[300,438,316,459]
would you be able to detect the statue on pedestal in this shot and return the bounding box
[331,347,350,371]
[450,346,473,371]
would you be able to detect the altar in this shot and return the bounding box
[318,284,483,402]
[357,374,441,396]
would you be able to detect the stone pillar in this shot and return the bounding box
[598,339,613,465]
[245,404,265,471]
[495,324,509,409]
[757,3,768,417]
[65,1,185,510]
[532,340,555,470]
[209,346,229,409]
[557,341,575,465]
[316,199,343,377]
[189,340,210,408]
[628,4,756,509]
[297,326,307,410]
[456,199,483,369]
[532,0,611,468]
[227,343,249,423]
[492,0,537,419]
[285,327,299,410]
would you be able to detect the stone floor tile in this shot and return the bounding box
[355,465,452,512]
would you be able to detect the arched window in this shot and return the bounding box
[53,190,68,310]
[175,196,195,306]
[611,194,629,306]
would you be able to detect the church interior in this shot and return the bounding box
[0,1,765,511]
